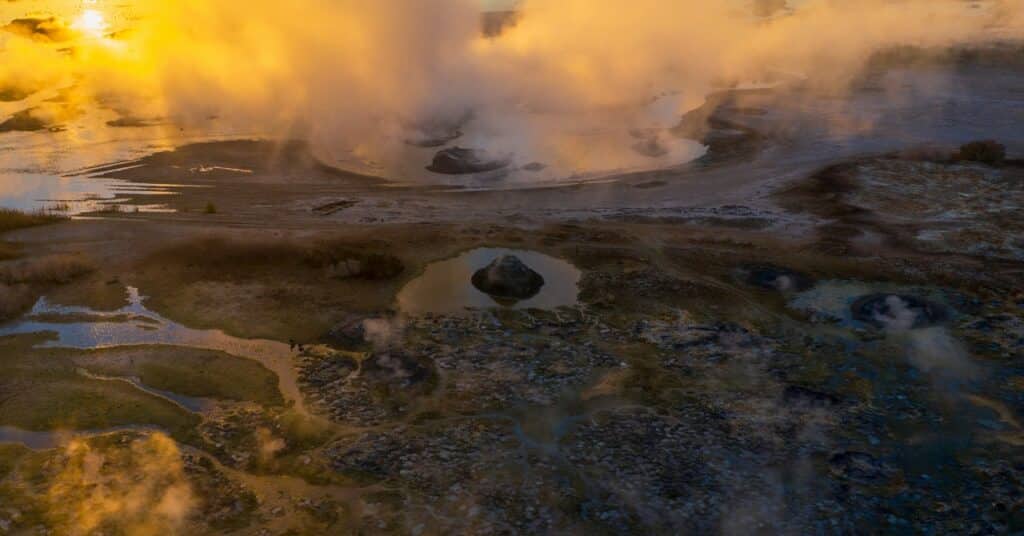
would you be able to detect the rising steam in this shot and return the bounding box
[0,0,1021,177]
[45,433,195,535]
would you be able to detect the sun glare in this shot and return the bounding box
[72,9,109,38]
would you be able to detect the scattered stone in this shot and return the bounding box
[298,350,435,426]
[323,314,368,349]
[783,385,843,408]
[828,451,893,484]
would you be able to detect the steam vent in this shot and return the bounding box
[472,255,546,300]
[851,294,948,330]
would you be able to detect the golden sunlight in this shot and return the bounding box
[71,8,108,39]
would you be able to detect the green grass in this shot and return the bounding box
[0,376,200,441]
[77,346,284,406]
[0,444,29,479]
[0,336,201,443]
[0,208,66,234]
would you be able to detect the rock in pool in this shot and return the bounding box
[472,255,546,301]
[427,147,511,175]
[632,136,669,158]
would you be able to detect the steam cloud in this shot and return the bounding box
[46,433,195,535]
[0,0,1021,175]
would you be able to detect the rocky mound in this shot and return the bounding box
[472,255,545,300]
[427,147,510,175]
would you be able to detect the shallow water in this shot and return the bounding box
[397,248,581,314]
[0,424,160,450]
[333,105,709,188]
[0,287,310,416]
[0,172,187,215]
[76,368,217,413]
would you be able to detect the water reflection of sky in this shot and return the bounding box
[0,172,187,214]
[398,248,581,315]
[0,287,310,416]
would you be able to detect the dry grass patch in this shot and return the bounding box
[0,254,95,285]
[0,283,37,320]
[0,208,66,234]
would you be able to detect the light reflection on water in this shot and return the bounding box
[76,368,216,413]
[0,172,189,214]
[397,248,581,315]
[0,425,161,451]
[0,287,309,416]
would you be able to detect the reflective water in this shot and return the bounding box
[0,172,189,215]
[0,425,160,450]
[397,248,581,314]
[0,287,310,416]
[76,368,216,413]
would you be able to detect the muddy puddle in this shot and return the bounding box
[0,287,310,416]
[397,248,581,314]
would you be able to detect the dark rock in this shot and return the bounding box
[360,351,435,391]
[829,451,892,484]
[106,116,165,128]
[0,109,48,133]
[426,147,510,175]
[955,140,1006,165]
[2,17,75,42]
[743,264,815,292]
[0,86,36,103]
[632,137,669,158]
[472,255,545,300]
[324,314,368,348]
[783,385,843,407]
[851,294,948,330]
